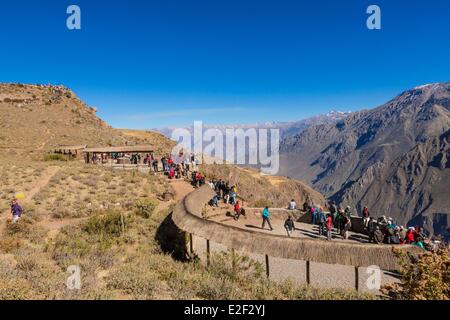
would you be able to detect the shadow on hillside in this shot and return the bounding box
[155,212,189,261]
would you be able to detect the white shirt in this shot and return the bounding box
[289,201,297,210]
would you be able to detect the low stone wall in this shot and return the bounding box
[172,185,421,292]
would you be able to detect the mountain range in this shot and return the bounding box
[154,110,352,140]
[279,83,450,239]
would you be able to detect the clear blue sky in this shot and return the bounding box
[0,0,449,128]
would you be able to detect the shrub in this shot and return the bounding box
[44,154,67,162]
[107,263,157,299]
[0,235,22,253]
[5,220,31,236]
[253,199,273,208]
[135,199,158,219]
[208,250,264,284]
[83,210,125,239]
[381,249,450,300]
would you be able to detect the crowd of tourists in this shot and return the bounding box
[144,151,203,183]
[305,201,354,241]
[302,201,443,250]
[203,181,443,251]
[207,180,243,219]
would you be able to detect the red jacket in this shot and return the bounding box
[406,231,415,243]
[325,216,333,230]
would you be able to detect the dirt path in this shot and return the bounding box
[170,179,195,201]
[0,165,60,234]
[156,179,195,213]
[207,204,370,244]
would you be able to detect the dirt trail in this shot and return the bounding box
[0,165,60,234]
[170,179,195,201]
[157,179,195,212]
[25,166,60,201]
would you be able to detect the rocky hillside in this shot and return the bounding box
[279,83,450,239]
[0,83,174,156]
[200,164,325,208]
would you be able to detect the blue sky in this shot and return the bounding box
[0,0,449,128]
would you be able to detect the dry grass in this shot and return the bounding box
[0,159,375,300]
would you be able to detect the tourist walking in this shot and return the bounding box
[261,207,273,231]
[284,216,295,237]
[11,198,23,223]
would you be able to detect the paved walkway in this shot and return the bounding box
[206,203,370,244]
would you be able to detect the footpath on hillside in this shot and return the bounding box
[0,165,60,235]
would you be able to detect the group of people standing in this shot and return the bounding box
[208,180,243,220]
[306,201,354,241]
[149,152,201,181]
[203,174,440,249]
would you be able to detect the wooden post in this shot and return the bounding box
[120,212,125,237]
[231,249,236,273]
[206,239,210,267]
[355,266,359,291]
[306,261,311,285]
[265,254,270,278]
[189,233,193,254]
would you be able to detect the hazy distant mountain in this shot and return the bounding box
[279,83,450,239]
[155,110,352,140]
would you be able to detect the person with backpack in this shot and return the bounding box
[318,208,326,236]
[261,207,273,231]
[284,216,295,237]
[234,201,244,220]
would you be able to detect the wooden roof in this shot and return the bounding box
[173,185,422,271]
[83,145,154,153]
[54,145,87,151]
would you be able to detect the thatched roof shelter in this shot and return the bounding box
[54,145,87,152]
[83,145,154,153]
[173,185,422,271]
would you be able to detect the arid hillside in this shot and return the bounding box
[0,83,174,157]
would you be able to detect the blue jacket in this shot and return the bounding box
[262,208,270,218]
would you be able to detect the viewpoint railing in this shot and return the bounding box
[172,185,422,289]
